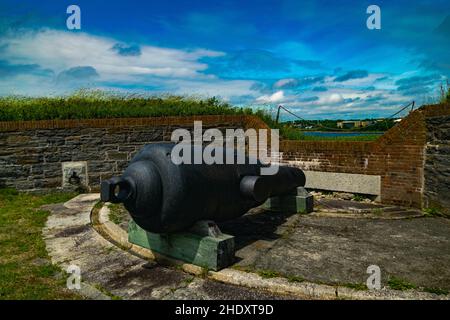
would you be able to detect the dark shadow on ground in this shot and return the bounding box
[217,208,297,251]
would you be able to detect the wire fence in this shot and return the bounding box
[275,101,415,131]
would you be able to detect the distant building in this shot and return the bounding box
[337,120,373,129]
[293,123,314,129]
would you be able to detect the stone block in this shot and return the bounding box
[263,187,314,214]
[303,170,381,196]
[62,161,89,189]
[107,151,128,161]
[128,220,235,271]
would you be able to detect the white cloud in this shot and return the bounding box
[0,29,224,82]
[256,90,285,103]
[273,78,297,88]
[0,28,270,99]
[166,78,258,98]
[332,73,385,86]
[321,93,344,104]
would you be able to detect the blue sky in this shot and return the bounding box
[0,0,449,119]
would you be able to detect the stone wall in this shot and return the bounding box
[423,109,450,215]
[0,115,268,191]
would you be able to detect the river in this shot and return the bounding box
[301,131,384,137]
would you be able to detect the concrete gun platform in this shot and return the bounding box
[43,194,450,299]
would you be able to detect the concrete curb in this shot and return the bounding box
[44,193,112,300]
[92,204,205,276]
[78,282,112,300]
[310,211,424,220]
[92,202,449,300]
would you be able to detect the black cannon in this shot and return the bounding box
[101,143,305,233]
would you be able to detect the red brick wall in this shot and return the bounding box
[0,114,268,132]
[280,104,450,208]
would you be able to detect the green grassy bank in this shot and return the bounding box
[0,189,81,299]
[0,91,381,141]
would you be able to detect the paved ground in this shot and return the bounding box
[43,195,299,300]
[217,202,450,292]
[107,198,450,293]
[249,215,450,290]
[44,194,450,299]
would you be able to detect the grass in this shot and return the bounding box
[93,283,122,300]
[439,83,450,103]
[342,283,368,291]
[231,266,449,296]
[257,269,281,279]
[303,134,380,141]
[284,132,380,141]
[423,207,443,217]
[0,90,381,141]
[274,123,381,141]
[230,265,253,273]
[199,267,210,278]
[371,208,384,215]
[352,194,365,202]
[0,91,255,121]
[0,188,82,299]
[387,276,416,291]
[233,265,304,283]
[182,276,195,285]
[286,275,305,283]
[108,203,126,225]
[423,287,449,296]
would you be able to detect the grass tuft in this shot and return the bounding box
[387,276,416,291]
[423,207,443,217]
[352,194,365,202]
[107,203,126,225]
[423,287,449,296]
[343,283,368,291]
[258,269,281,279]
[286,275,305,283]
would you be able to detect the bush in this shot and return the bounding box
[439,82,450,103]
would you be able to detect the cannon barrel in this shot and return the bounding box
[101,143,305,233]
